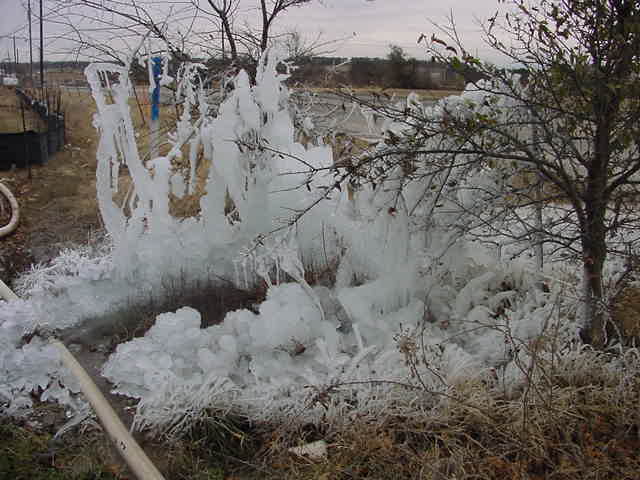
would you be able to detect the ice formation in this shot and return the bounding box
[1,49,590,433]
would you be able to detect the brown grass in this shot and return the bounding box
[0,87,46,133]
[258,352,640,480]
[612,286,640,345]
[4,344,640,479]
[45,70,87,86]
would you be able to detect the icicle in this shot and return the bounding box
[353,323,365,353]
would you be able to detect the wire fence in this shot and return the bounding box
[0,88,65,170]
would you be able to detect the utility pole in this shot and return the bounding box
[39,0,44,95]
[12,36,17,75]
[28,0,33,83]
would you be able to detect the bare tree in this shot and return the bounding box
[197,0,239,60]
[258,0,312,53]
[48,0,316,68]
[196,0,315,63]
[45,0,199,64]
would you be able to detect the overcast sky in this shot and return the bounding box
[0,0,503,63]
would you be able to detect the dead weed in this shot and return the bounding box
[259,352,640,479]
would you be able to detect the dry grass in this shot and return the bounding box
[5,344,640,479]
[613,287,640,344]
[0,407,122,480]
[257,352,640,479]
[0,87,46,133]
[45,70,87,86]
[0,403,248,480]
[0,87,101,284]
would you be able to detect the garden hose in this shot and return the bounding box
[0,282,166,480]
[0,181,19,238]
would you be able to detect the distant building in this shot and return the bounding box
[1,75,19,86]
[415,62,459,85]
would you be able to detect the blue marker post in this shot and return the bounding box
[150,56,162,160]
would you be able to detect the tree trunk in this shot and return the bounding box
[580,230,607,348]
[579,121,612,348]
[260,0,271,53]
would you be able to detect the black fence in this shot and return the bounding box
[0,89,65,170]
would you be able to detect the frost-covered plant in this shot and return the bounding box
[0,45,587,434]
[100,69,582,432]
[0,241,122,417]
[14,243,113,298]
[86,47,336,285]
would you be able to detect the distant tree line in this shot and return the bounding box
[0,61,92,75]
[2,51,475,91]
[288,46,471,90]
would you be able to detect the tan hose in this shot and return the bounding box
[0,182,19,238]
[0,278,19,301]
[0,282,166,480]
[51,339,166,480]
